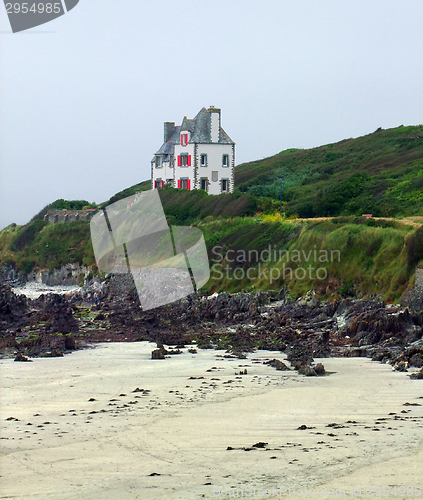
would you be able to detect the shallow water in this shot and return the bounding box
[12,282,81,299]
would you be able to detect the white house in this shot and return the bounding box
[151,107,235,195]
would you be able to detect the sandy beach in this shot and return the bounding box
[1,343,423,499]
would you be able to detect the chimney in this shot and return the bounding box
[209,107,221,143]
[164,122,175,142]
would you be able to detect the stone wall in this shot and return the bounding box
[44,209,98,224]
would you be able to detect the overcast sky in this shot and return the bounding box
[1,0,422,230]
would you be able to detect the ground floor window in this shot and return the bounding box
[155,178,162,188]
[166,179,174,187]
[200,178,208,191]
[221,179,229,192]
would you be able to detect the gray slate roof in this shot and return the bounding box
[153,107,234,158]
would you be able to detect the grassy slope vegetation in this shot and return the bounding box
[235,125,423,218]
[2,214,422,303]
[199,216,423,302]
[0,220,94,274]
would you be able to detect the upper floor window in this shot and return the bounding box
[181,132,188,146]
[156,156,163,167]
[222,154,229,167]
[200,154,207,167]
[178,153,191,167]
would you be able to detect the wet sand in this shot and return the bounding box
[1,343,422,499]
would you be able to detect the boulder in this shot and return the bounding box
[409,367,423,380]
[298,364,317,376]
[14,352,32,362]
[151,347,166,359]
[265,358,290,371]
[314,363,326,375]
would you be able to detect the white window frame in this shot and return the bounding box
[222,154,229,168]
[181,132,188,146]
[180,153,189,167]
[200,154,207,167]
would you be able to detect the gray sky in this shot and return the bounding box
[1,0,422,230]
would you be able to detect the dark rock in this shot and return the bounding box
[252,442,268,448]
[409,367,423,380]
[298,365,317,376]
[265,359,290,371]
[14,352,32,362]
[394,361,408,372]
[314,363,326,375]
[151,348,165,360]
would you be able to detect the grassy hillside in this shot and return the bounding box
[0,220,94,274]
[235,125,423,218]
[199,215,423,302]
[1,213,422,303]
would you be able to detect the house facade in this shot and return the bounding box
[151,107,235,195]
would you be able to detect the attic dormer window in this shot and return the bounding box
[181,132,188,146]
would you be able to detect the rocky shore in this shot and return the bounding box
[1,282,422,378]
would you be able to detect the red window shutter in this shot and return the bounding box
[154,180,157,188]
[161,180,164,188]
[177,179,181,188]
[187,179,191,190]
[187,155,191,166]
[178,155,181,167]
[181,134,183,145]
